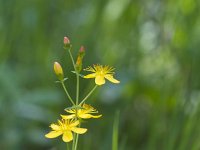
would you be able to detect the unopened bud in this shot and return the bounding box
[75,46,85,72]
[63,37,70,45]
[54,62,64,81]
[80,46,85,52]
[76,56,82,66]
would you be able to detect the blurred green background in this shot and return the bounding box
[1,0,200,149]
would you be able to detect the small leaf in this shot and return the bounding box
[55,80,61,83]
[64,105,84,111]
[55,78,68,83]
[63,78,68,81]
[71,71,84,77]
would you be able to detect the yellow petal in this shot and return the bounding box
[69,120,79,127]
[45,131,63,138]
[90,114,102,118]
[82,104,94,112]
[79,114,92,119]
[84,73,96,78]
[50,124,60,131]
[95,75,105,85]
[65,109,75,113]
[58,120,63,126]
[82,103,89,108]
[84,66,96,72]
[71,127,87,134]
[105,74,120,84]
[61,114,75,119]
[79,114,102,119]
[62,131,73,142]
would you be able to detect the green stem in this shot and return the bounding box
[74,124,81,150]
[74,76,79,149]
[61,81,75,106]
[72,133,76,150]
[67,143,70,150]
[112,111,119,150]
[79,85,98,105]
[68,48,76,71]
[67,48,79,105]
[76,76,79,105]
[67,47,80,150]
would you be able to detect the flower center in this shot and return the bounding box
[61,124,71,131]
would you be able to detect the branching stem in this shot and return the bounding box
[79,85,98,105]
[61,81,75,106]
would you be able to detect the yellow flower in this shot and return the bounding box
[61,104,102,119]
[45,119,87,142]
[83,64,120,85]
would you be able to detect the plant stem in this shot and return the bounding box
[68,47,80,150]
[67,49,79,105]
[67,143,70,150]
[76,75,79,105]
[68,48,76,71]
[61,82,75,105]
[79,85,98,105]
[74,124,81,150]
[72,133,76,150]
[112,111,120,150]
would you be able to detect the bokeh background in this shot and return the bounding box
[1,0,200,149]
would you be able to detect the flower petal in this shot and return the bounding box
[79,114,92,119]
[50,124,60,131]
[61,114,75,119]
[45,131,63,138]
[84,66,96,72]
[62,131,73,142]
[69,120,79,127]
[84,73,96,78]
[105,74,120,84]
[95,75,105,85]
[66,109,76,113]
[71,127,87,134]
[90,114,102,118]
[79,113,102,119]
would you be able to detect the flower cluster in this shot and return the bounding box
[45,104,102,142]
[45,37,120,149]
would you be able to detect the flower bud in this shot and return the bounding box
[75,46,85,72]
[54,62,64,81]
[79,46,85,57]
[63,37,71,49]
[63,37,70,45]
[80,46,85,52]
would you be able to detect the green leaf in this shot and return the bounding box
[64,105,84,111]
[63,78,68,81]
[71,71,84,77]
[55,77,68,83]
[112,110,120,150]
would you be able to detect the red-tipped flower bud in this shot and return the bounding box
[63,36,71,49]
[63,36,70,45]
[54,62,64,81]
[80,46,85,52]
[75,46,86,73]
